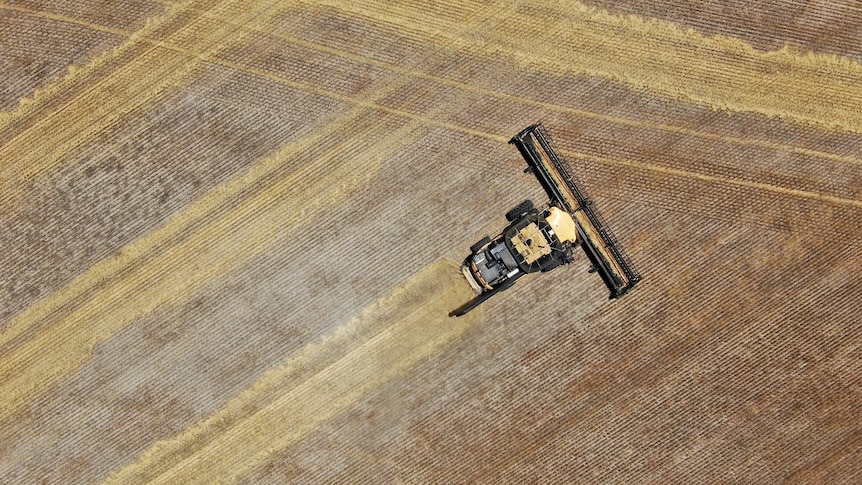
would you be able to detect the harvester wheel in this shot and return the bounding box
[470,236,491,254]
[505,199,534,222]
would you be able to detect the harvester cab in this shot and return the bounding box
[450,124,641,317]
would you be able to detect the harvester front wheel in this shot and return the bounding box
[470,236,491,254]
[505,199,534,222]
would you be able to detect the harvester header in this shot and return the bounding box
[450,123,641,317]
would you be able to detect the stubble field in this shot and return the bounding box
[1,0,860,483]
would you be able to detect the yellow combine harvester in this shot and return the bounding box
[450,124,641,316]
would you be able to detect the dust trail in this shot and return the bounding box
[0,110,430,423]
[101,260,481,485]
[308,0,862,134]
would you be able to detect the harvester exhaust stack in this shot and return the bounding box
[450,123,641,317]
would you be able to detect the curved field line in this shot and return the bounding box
[7,3,860,176]
[185,51,862,209]
[0,107,432,424]
[128,2,862,166]
[12,1,861,170]
[260,30,862,168]
[22,3,855,203]
[101,260,482,485]
[306,0,862,134]
[2,4,855,223]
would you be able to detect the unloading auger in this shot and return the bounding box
[450,123,641,317]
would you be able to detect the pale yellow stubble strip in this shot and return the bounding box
[308,0,862,134]
[0,0,299,202]
[0,108,430,424]
[102,260,481,485]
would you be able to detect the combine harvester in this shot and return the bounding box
[450,124,641,317]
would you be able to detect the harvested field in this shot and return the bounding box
[1,0,860,483]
